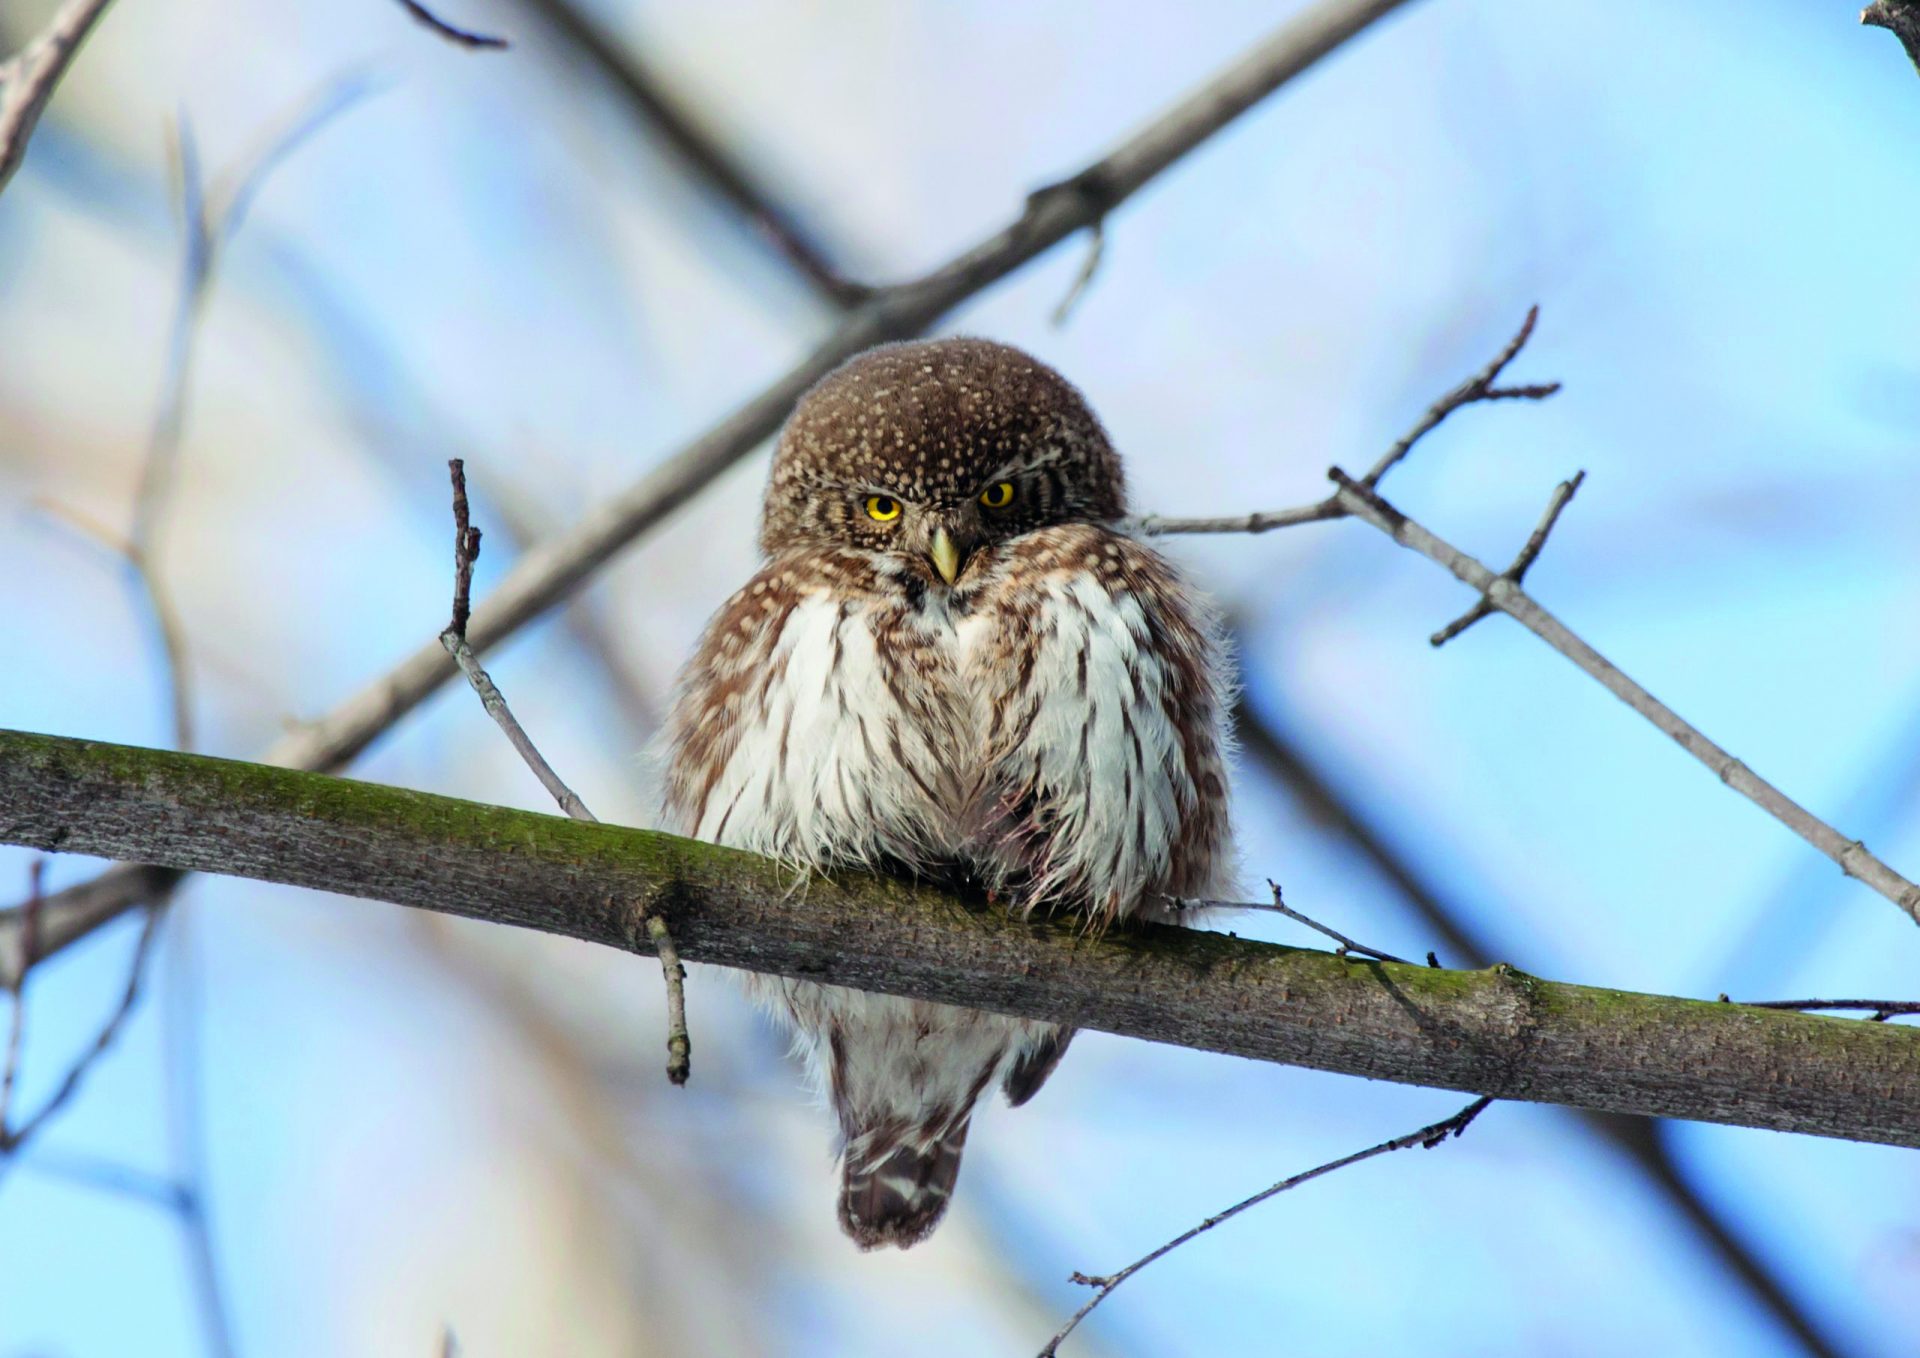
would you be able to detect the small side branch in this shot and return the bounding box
[1429,470,1585,647]
[1721,996,1920,1023]
[0,902,163,1158]
[393,0,509,50]
[1362,305,1562,487]
[1148,306,1920,931]
[1038,1097,1493,1355]
[437,461,689,1082]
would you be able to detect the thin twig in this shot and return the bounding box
[1720,996,1920,1022]
[440,461,596,823]
[0,0,116,197]
[1362,304,1561,487]
[0,906,163,1157]
[1038,1097,1494,1356]
[1051,219,1106,326]
[1322,458,1920,928]
[1149,307,1920,931]
[1231,701,1852,1358]
[1429,470,1585,647]
[1166,882,1415,964]
[438,460,691,1082]
[1,0,1419,973]
[1262,879,1412,963]
[393,0,509,50]
[1131,499,1346,537]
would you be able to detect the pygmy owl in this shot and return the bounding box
[661,338,1235,1249]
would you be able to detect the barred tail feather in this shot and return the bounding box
[838,1120,971,1251]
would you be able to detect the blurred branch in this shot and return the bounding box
[6,728,1920,1147]
[0,0,1421,973]
[1039,1097,1492,1356]
[393,0,508,51]
[0,898,160,1160]
[1147,307,1920,932]
[1864,1,1920,77]
[0,0,115,197]
[514,0,865,306]
[438,460,690,1084]
[1231,705,1856,1358]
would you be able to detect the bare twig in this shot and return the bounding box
[1261,879,1413,964]
[0,905,162,1158]
[393,0,508,50]
[1050,219,1106,327]
[1720,996,1920,1022]
[438,461,690,1082]
[1864,1,1920,77]
[1147,307,1920,931]
[1232,702,1852,1358]
[513,0,864,306]
[1323,461,1920,928]
[0,0,116,197]
[1038,1097,1493,1356]
[1168,881,1417,964]
[1363,304,1561,487]
[439,460,596,823]
[2,0,1420,972]
[1429,469,1585,647]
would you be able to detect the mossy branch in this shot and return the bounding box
[3,727,1919,1147]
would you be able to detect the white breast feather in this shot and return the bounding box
[691,592,954,873]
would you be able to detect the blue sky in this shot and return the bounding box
[3,1,1920,1354]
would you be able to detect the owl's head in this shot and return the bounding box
[760,338,1126,583]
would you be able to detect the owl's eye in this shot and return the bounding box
[865,495,902,522]
[978,481,1016,510]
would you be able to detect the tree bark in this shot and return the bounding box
[3,727,1916,1147]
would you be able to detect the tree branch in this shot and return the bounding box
[437,459,690,1082]
[0,0,115,198]
[1864,1,1920,78]
[4,728,1919,1148]
[0,0,1422,971]
[513,0,862,306]
[1148,307,1920,931]
[1039,1096,1493,1356]
[393,0,508,50]
[1231,703,1856,1358]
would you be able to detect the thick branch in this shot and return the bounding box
[0,0,115,197]
[3,729,1918,1148]
[2,0,1420,968]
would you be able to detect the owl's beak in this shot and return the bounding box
[929,526,963,585]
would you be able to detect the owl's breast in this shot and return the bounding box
[664,583,976,874]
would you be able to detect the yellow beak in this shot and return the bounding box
[929,527,962,585]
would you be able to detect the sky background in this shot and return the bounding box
[3,0,1920,1354]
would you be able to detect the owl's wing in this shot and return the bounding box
[969,524,1236,928]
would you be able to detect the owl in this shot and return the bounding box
[660,338,1235,1249]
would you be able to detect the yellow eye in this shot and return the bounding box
[865,495,902,522]
[979,481,1016,510]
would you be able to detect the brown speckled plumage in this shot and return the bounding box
[662,338,1235,1250]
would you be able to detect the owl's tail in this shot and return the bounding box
[837,1117,972,1251]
